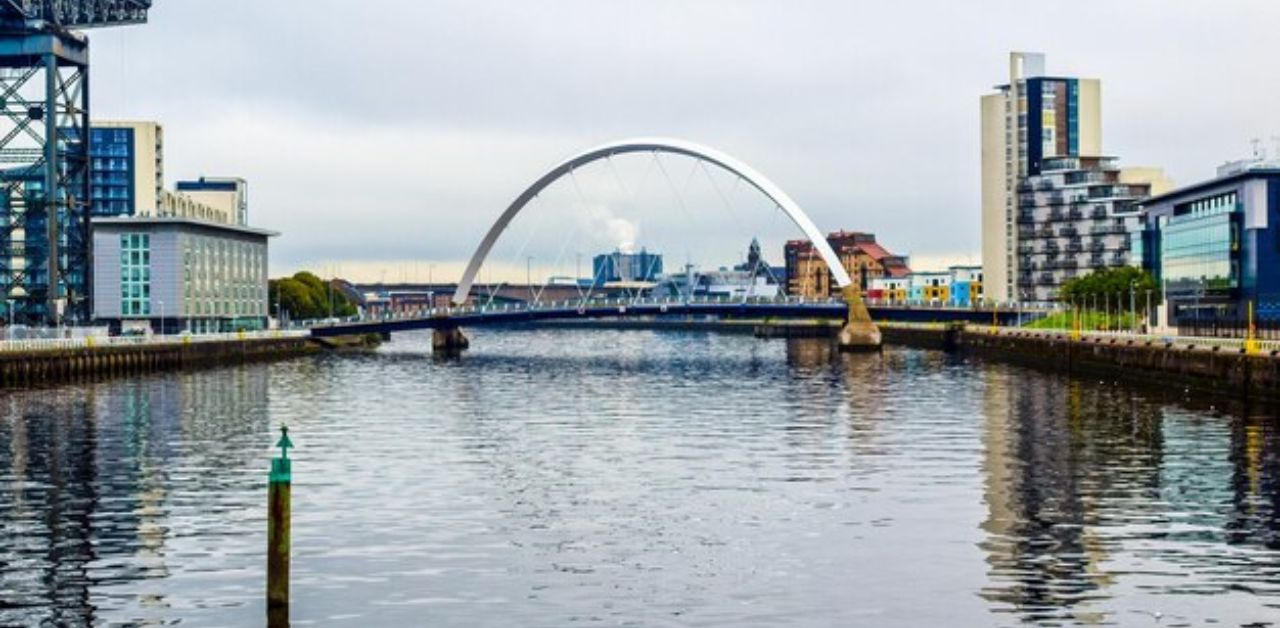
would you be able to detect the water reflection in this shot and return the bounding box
[0,331,1278,626]
[980,367,1280,624]
[0,370,269,627]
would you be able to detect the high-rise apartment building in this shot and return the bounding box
[981,52,1101,303]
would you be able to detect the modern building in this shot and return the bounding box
[982,52,1102,304]
[78,119,275,333]
[177,177,249,226]
[1132,158,1280,324]
[948,265,984,307]
[868,266,983,307]
[1016,157,1168,302]
[910,271,952,304]
[66,120,236,223]
[868,276,909,303]
[785,231,910,298]
[982,52,1171,304]
[70,120,165,218]
[91,217,276,334]
[592,248,663,286]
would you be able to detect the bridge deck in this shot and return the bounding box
[307,299,1038,338]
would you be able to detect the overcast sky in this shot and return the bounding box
[87,0,1280,282]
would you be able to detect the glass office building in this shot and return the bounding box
[1134,169,1280,322]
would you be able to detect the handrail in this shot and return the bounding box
[0,329,310,354]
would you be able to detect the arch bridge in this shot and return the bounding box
[313,138,995,351]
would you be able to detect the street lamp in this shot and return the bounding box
[1129,280,1137,334]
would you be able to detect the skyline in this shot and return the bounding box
[86,0,1280,282]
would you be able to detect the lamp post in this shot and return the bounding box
[1129,280,1137,334]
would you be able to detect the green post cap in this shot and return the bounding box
[269,425,294,483]
[276,425,293,460]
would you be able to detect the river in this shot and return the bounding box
[1,328,1278,626]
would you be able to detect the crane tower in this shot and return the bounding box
[0,0,152,325]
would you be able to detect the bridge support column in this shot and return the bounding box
[838,285,882,352]
[432,327,470,354]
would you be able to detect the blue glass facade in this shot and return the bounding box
[1136,172,1280,321]
[62,126,136,216]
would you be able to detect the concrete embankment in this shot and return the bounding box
[0,335,321,389]
[882,323,1280,400]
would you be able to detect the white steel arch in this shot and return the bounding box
[453,137,851,304]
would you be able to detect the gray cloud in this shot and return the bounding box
[86,0,1280,280]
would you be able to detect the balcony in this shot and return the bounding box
[1068,209,1084,220]
[1066,241,1083,253]
[1059,226,1079,238]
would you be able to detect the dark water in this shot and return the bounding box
[1,329,1279,627]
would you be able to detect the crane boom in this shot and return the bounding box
[1,0,150,30]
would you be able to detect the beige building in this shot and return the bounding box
[981,53,1101,303]
[90,120,237,225]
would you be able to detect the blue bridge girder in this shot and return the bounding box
[306,298,1041,339]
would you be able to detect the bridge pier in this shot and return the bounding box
[838,285,882,352]
[432,326,470,354]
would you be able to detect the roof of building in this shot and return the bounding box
[1141,168,1280,206]
[91,216,279,237]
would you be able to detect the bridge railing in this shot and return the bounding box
[299,295,834,326]
[0,329,310,354]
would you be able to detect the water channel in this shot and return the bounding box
[2,329,1278,626]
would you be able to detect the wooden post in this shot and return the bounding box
[268,426,294,615]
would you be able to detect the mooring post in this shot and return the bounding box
[268,425,294,616]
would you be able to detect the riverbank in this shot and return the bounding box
[0,332,321,389]
[883,322,1280,401]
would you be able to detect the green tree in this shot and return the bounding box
[270,271,359,320]
[1059,266,1159,305]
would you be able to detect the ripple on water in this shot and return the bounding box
[0,329,1278,627]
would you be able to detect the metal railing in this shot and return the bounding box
[0,329,309,354]
[965,324,1280,354]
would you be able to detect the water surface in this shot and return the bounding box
[1,328,1278,626]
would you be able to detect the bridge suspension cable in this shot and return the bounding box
[452,138,852,306]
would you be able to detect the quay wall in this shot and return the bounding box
[0,336,319,389]
[883,324,1280,400]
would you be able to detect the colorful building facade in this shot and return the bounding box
[784,231,910,298]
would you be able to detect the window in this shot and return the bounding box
[119,232,152,319]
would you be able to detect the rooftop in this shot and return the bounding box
[1141,168,1280,207]
[91,216,279,237]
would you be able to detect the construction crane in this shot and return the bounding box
[0,0,152,325]
[1,1,150,30]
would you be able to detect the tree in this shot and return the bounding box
[1059,266,1159,305]
[270,271,359,320]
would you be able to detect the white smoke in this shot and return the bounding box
[579,202,640,253]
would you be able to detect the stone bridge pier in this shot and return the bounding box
[432,325,470,354]
[838,285,882,351]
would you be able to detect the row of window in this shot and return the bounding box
[120,233,151,317]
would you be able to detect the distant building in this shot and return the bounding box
[1133,164,1280,324]
[177,177,249,226]
[91,217,276,334]
[982,52,1170,304]
[948,265,984,307]
[1016,156,1165,302]
[592,248,663,286]
[784,231,910,298]
[81,120,275,333]
[868,276,909,303]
